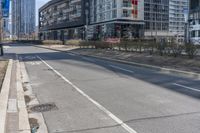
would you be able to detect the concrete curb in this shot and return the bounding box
[34,45,200,79]
[0,59,13,133]
[16,59,31,133]
[81,54,200,80]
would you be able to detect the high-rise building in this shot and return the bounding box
[169,0,189,43]
[39,0,145,40]
[144,0,189,43]
[39,0,188,41]
[11,0,35,39]
[144,0,170,38]
[189,0,200,44]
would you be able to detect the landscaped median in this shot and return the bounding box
[34,44,200,79]
[0,59,12,133]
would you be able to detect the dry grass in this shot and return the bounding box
[72,49,200,73]
[0,60,8,92]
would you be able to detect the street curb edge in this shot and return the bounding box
[0,59,13,133]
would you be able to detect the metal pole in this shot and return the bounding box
[85,2,89,41]
[150,0,153,38]
[155,4,158,42]
[0,0,3,43]
[0,44,3,56]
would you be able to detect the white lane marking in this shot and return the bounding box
[67,53,76,56]
[27,61,42,66]
[82,57,95,62]
[173,83,200,92]
[37,55,137,133]
[109,65,134,73]
[7,99,17,113]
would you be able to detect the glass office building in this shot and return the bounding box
[189,0,200,44]
[12,0,36,39]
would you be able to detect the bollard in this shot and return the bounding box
[0,44,3,56]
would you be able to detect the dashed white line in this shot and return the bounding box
[109,65,134,73]
[82,57,95,62]
[37,55,137,133]
[173,83,200,92]
[67,53,76,56]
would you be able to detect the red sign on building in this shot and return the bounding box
[132,0,138,18]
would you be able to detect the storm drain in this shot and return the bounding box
[29,103,58,113]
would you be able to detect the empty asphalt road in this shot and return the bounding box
[5,43,200,133]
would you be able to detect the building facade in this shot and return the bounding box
[39,0,89,40]
[39,0,188,41]
[39,0,145,40]
[11,0,35,39]
[144,0,189,43]
[87,0,145,40]
[169,0,189,43]
[144,0,169,38]
[189,0,200,44]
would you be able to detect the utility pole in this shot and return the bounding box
[85,2,89,41]
[0,1,3,43]
[0,1,3,56]
[155,4,157,42]
[150,0,153,38]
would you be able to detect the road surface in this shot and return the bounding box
[5,43,200,133]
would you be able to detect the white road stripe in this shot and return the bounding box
[82,57,95,62]
[67,53,76,56]
[37,55,137,133]
[109,65,134,73]
[173,83,200,92]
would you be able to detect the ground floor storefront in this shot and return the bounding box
[39,21,144,41]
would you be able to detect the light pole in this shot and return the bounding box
[150,0,153,38]
[85,2,89,41]
[0,1,3,43]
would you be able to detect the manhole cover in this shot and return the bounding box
[29,103,58,113]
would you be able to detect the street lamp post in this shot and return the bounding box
[0,1,3,43]
[84,2,89,41]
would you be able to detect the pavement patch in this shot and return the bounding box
[28,103,58,113]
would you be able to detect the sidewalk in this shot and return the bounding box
[35,44,200,79]
[4,56,31,133]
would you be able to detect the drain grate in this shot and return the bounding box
[29,103,58,113]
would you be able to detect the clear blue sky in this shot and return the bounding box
[36,0,50,25]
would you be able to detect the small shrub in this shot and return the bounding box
[185,43,198,59]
